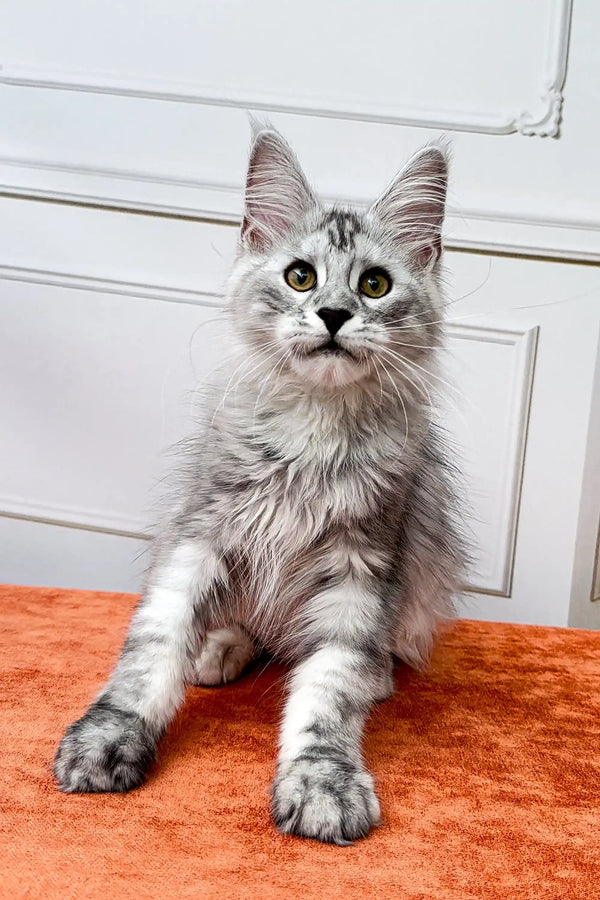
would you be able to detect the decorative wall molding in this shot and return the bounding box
[0,0,588,263]
[0,497,149,541]
[0,264,224,308]
[2,158,599,263]
[0,0,572,138]
[446,323,539,598]
[0,259,539,598]
[0,266,224,542]
[515,0,572,137]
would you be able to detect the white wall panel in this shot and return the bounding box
[0,279,226,536]
[1,197,599,625]
[0,197,237,292]
[0,516,146,593]
[1,0,600,259]
[0,0,569,136]
[1,1,599,626]
[443,325,537,597]
[0,268,537,598]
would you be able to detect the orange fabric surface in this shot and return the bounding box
[1,584,599,899]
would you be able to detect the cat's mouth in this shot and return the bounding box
[310,339,354,359]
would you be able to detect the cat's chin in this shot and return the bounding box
[289,353,367,389]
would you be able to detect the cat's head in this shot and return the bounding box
[227,128,448,391]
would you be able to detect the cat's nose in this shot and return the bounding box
[316,307,353,336]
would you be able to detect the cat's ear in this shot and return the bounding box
[370,144,449,270]
[241,128,316,251]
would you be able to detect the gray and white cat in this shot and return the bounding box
[54,127,465,845]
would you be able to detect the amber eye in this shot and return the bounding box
[285,261,317,292]
[359,268,391,299]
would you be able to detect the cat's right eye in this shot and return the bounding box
[284,261,317,292]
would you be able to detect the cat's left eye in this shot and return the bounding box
[359,268,391,299]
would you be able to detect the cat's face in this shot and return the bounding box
[227,130,448,390]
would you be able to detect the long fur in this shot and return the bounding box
[54,128,466,845]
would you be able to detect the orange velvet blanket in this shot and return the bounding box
[1,584,599,899]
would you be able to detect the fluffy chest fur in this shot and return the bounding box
[172,376,425,652]
[202,379,420,551]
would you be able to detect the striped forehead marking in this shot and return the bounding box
[319,209,363,253]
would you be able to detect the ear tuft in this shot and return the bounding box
[241,128,316,252]
[370,143,449,270]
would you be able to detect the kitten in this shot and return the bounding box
[54,127,465,845]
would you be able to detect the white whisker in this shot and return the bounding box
[378,345,434,410]
[377,356,410,454]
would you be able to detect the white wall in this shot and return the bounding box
[1,0,599,626]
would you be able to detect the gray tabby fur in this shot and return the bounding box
[54,127,466,845]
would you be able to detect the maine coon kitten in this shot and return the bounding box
[54,127,465,845]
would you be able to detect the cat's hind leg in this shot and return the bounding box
[192,625,255,686]
[393,439,466,669]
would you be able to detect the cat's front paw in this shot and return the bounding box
[53,700,157,793]
[271,752,381,845]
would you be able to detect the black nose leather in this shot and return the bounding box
[316,307,352,336]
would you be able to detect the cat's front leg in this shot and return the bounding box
[54,539,225,793]
[272,643,391,845]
